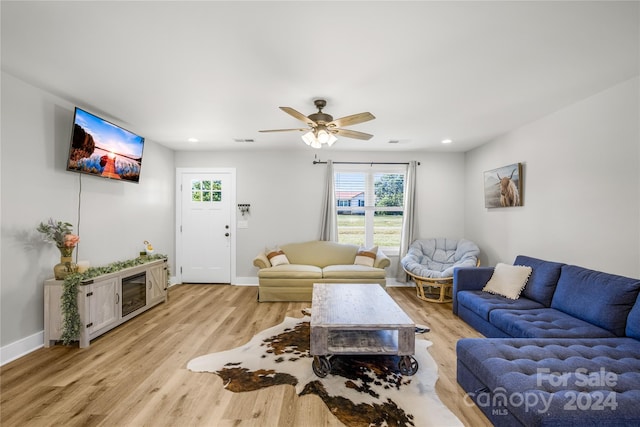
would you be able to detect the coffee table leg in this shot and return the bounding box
[398,355,418,375]
[312,356,332,377]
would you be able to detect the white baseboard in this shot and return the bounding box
[233,277,259,286]
[386,278,415,287]
[170,277,257,286]
[1,330,44,366]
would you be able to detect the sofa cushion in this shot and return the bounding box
[258,264,322,279]
[266,248,289,267]
[457,337,640,426]
[457,290,545,321]
[626,295,640,340]
[514,255,564,306]
[457,337,640,393]
[490,308,617,338]
[322,264,386,279]
[280,241,358,268]
[354,246,378,267]
[551,265,640,336]
[482,263,532,299]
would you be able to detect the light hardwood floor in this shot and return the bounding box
[1,285,491,426]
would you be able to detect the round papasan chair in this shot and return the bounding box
[401,238,480,303]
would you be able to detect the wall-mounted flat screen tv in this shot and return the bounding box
[66,107,145,183]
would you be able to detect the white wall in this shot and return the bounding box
[175,149,466,279]
[4,68,637,365]
[0,71,466,361]
[0,72,176,356]
[464,77,640,278]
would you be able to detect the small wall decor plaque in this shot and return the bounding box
[484,163,523,208]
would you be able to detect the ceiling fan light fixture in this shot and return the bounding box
[317,128,331,144]
[263,99,375,148]
[301,128,336,148]
[301,131,315,146]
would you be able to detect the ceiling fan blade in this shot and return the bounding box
[259,128,308,133]
[333,128,374,140]
[280,107,317,126]
[328,112,375,128]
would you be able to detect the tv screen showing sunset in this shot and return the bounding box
[67,108,145,183]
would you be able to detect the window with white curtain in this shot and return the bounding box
[334,164,406,253]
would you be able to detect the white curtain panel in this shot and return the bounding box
[396,160,417,282]
[319,160,337,241]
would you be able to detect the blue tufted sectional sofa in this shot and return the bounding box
[453,255,640,426]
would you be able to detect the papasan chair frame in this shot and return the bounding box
[401,238,480,303]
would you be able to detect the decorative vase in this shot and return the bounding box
[54,246,77,280]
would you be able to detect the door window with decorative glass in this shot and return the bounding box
[191,179,222,202]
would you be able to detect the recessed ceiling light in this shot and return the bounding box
[441,139,453,144]
[187,137,199,143]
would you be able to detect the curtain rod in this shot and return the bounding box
[312,160,420,166]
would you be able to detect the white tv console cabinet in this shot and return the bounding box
[44,258,168,348]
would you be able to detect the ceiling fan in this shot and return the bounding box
[259,99,375,148]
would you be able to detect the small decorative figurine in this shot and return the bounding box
[143,240,155,255]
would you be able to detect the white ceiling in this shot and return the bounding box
[2,1,638,152]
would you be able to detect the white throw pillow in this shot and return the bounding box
[482,263,532,300]
[266,247,290,267]
[354,246,378,267]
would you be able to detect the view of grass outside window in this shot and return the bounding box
[335,168,405,251]
[337,214,404,247]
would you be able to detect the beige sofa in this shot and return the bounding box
[253,240,390,302]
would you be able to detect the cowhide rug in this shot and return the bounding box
[187,316,462,427]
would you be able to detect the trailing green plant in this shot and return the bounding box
[60,253,169,345]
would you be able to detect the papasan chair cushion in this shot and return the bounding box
[401,238,480,279]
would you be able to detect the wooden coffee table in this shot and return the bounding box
[310,283,418,377]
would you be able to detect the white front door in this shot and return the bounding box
[178,170,234,283]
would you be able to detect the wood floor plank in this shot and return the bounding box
[0,284,490,426]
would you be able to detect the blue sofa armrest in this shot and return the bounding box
[453,266,494,315]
